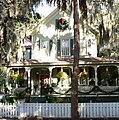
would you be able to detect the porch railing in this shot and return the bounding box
[0,102,119,118]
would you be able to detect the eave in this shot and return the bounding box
[5,57,119,68]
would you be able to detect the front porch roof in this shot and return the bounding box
[6,57,119,67]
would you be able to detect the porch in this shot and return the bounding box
[3,57,119,98]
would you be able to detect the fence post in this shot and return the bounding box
[0,103,3,117]
[18,100,25,119]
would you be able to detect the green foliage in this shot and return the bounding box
[0,66,7,86]
[45,95,55,103]
[0,0,41,63]
[56,71,68,81]
[78,71,88,80]
[0,88,30,103]
[0,96,17,104]
[34,12,41,20]
[101,73,110,80]
[56,71,62,78]
[51,83,57,87]
[14,89,27,100]
[45,95,70,103]
[9,70,24,83]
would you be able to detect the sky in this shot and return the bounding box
[35,3,56,17]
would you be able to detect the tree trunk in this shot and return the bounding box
[71,0,80,120]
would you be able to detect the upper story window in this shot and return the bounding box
[26,47,31,60]
[40,40,49,50]
[22,36,32,60]
[37,39,74,58]
[23,35,32,46]
[40,40,49,56]
[61,39,70,56]
[39,39,53,57]
[57,39,74,57]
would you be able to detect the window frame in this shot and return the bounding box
[61,39,71,57]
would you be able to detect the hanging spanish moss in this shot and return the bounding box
[79,0,87,18]
[3,26,7,47]
[108,0,114,9]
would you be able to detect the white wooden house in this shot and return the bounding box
[6,8,119,102]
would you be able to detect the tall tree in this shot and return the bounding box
[83,0,119,59]
[71,0,80,119]
[0,0,41,64]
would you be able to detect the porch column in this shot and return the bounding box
[117,66,119,77]
[94,66,98,86]
[25,67,32,94]
[6,67,10,86]
[48,67,54,86]
[116,66,119,85]
[6,67,15,94]
[69,66,73,85]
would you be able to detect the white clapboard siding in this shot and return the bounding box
[0,102,119,118]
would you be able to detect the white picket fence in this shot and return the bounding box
[0,102,119,118]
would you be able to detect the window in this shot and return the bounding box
[38,39,74,58]
[88,39,91,47]
[26,48,31,60]
[57,39,74,57]
[61,39,70,56]
[40,40,49,50]
[39,40,53,56]
[80,39,87,56]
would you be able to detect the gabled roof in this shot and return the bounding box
[31,8,59,35]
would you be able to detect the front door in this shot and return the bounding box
[31,68,49,95]
[41,75,49,95]
[40,68,49,95]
